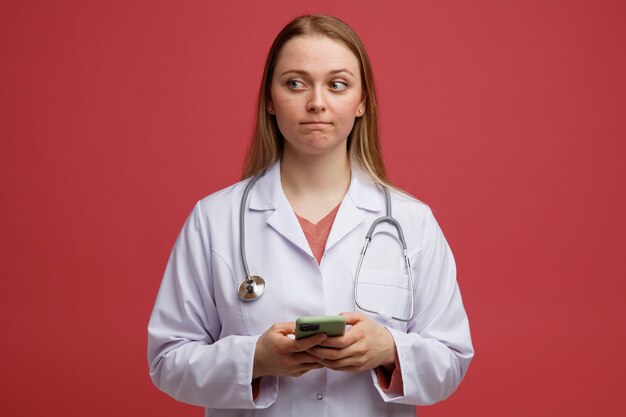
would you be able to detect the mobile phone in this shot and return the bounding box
[295,315,346,340]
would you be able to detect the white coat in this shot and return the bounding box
[147,161,473,417]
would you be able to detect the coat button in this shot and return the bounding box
[316,393,324,400]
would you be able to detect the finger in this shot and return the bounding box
[316,335,350,349]
[321,360,361,372]
[320,351,369,371]
[306,346,348,360]
[320,357,358,370]
[291,363,325,377]
[289,333,328,352]
[318,325,364,348]
[283,353,325,377]
[340,312,367,326]
[292,351,326,364]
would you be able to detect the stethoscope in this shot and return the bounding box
[237,169,416,322]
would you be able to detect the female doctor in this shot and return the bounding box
[148,14,473,417]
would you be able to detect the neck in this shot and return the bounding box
[280,148,351,222]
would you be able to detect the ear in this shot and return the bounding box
[355,95,366,117]
[267,99,275,115]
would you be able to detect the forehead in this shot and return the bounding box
[273,35,361,76]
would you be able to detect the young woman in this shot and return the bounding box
[148,14,473,417]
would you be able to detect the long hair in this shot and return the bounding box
[242,14,391,186]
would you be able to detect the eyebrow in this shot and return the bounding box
[279,69,355,77]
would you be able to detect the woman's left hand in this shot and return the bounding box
[306,312,396,372]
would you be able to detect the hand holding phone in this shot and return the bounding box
[295,315,346,340]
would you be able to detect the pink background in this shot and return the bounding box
[1,1,625,416]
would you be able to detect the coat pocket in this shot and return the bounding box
[354,269,413,326]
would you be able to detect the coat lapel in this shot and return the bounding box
[247,160,384,257]
[248,162,313,258]
[325,167,383,250]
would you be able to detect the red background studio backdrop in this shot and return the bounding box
[1,0,625,416]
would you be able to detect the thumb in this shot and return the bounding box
[271,321,297,335]
[339,312,367,326]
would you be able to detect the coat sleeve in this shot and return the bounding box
[371,206,474,405]
[147,202,279,409]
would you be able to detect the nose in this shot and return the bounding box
[306,86,326,112]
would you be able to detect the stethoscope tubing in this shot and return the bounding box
[354,187,415,322]
[238,169,416,322]
[239,169,266,280]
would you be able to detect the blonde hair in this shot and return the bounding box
[242,14,391,186]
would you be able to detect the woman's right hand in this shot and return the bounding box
[252,322,328,379]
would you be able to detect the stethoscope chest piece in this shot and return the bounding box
[238,275,265,301]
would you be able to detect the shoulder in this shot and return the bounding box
[173,178,253,239]
[388,187,434,222]
[350,166,436,225]
[386,187,445,253]
[194,177,252,215]
[175,178,252,251]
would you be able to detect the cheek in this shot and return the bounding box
[272,92,299,117]
[274,103,298,130]
[272,101,299,140]
[336,92,362,115]
[335,101,360,123]
[275,118,293,141]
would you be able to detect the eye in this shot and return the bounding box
[329,81,348,91]
[287,80,306,89]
